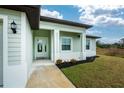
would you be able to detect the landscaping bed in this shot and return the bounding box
[56,56,96,69]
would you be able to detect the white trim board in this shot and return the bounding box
[0,15,8,88]
[40,21,86,33]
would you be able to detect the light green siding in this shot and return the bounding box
[60,31,81,52]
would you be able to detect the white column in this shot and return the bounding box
[53,29,60,63]
[81,32,86,60]
[51,30,54,61]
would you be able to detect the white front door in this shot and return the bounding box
[0,22,3,86]
[35,37,49,59]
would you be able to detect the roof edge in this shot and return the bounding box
[86,35,101,39]
[0,5,40,30]
[40,16,93,29]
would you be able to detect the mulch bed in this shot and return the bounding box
[56,57,96,69]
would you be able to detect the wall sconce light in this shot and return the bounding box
[77,35,80,38]
[11,21,17,34]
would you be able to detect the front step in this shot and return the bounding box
[33,60,54,66]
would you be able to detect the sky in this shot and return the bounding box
[41,5,124,44]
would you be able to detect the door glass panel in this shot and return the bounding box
[37,40,42,52]
[45,44,47,52]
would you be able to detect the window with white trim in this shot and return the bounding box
[86,39,90,50]
[62,37,72,51]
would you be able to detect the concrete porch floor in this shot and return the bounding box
[26,64,75,88]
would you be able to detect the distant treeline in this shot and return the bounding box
[96,38,124,49]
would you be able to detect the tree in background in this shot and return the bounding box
[96,40,111,48]
[96,38,124,49]
[118,38,124,48]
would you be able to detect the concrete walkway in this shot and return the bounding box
[26,65,75,88]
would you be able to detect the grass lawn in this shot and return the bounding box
[61,55,124,88]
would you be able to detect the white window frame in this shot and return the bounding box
[61,37,73,52]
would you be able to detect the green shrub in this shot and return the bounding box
[56,59,62,64]
[70,59,77,64]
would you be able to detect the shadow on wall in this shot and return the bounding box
[56,56,99,69]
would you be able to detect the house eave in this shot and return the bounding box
[40,16,93,29]
[86,35,101,39]
[0,5,40,30]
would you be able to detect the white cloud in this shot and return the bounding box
[77,5,124,25]
[41,8,63,19]
[100,37,120,44]
[86,29,102,35]
[94,15,124,26]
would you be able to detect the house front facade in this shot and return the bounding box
[0,5,100,88]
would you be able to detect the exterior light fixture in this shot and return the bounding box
[11,21,17,34]
[77,35,80,38]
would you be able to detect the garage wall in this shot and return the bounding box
[0,8,21,65]
[0,8,28,87]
